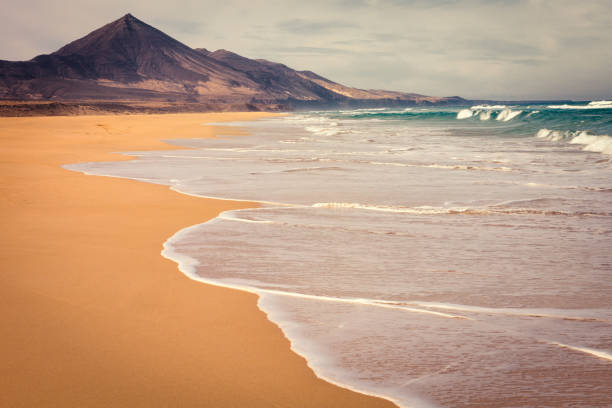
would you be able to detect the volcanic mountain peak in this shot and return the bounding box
[52,13,187,58]
[43,13,228,83]
[0,14,465,108]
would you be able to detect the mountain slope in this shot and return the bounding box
[0,14,263,101]
[51,14,257,87]
[198,49,346,103]
[0,14,465,108]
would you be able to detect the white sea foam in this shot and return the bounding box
[217,213,274,224]
[312,202,456,214]
[589,100,612,108]
[457,105,521,121]
[471,104,507,110]
[410,302,606,322]
[312,201,609,217]
[536,128,569,141]
[548,100,612,109]
[456,109,473,119]
[250,166,347,175]
[496,108,522,122]
[168,186,296,208]
[479,110,491,120]
[536,129,612,154]
[570,132,612,155]
[162,218,469,322]
[367,160,513,172]
[305,125,343,137]
[550,342,612,362]
[256,296,422,408]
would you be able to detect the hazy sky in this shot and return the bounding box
[2,0,611,100]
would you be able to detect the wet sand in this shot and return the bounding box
[0,113,396,408]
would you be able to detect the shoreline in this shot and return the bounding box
[0,100,286,117]
[0,113,397,408]
[161,213,408,408]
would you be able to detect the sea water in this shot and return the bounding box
[66,101,612,407]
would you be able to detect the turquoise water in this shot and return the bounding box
[67,101,612,408]
[335,101,612,142]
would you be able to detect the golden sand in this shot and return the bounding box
[0,113,396,407]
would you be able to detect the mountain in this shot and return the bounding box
[197,49,348,104]
[0,14,465,110]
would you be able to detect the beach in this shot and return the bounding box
[71,106,611,407]
[0,113,396,408]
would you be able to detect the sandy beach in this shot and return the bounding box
[0,113,396,408]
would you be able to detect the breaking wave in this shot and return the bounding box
[311,202,611,217]
[536,129,612,154]
[548,100,612,110]
[456,105,523,121]
[496,108,523,121]
[570,132,612,154]
[456,109,473,119]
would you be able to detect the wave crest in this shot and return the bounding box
[548,100,612,110]
[536,129,612,154]
[456,105,522,121]
[456,109,473,119]
[570,132,612,154]
[496,108,522,122]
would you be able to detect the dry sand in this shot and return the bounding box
[0,113,396,408]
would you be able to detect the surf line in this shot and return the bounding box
[161,209,470,321]
[550,342,612,363]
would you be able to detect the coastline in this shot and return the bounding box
[0,113,397,408]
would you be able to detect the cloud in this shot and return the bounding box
[272,46,353,55]
[1,0,610,99]
[277,19,357,35]
[150,19,205,35]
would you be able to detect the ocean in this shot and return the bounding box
[66,101,612,407]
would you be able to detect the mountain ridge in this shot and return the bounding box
[0,14,466,110]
